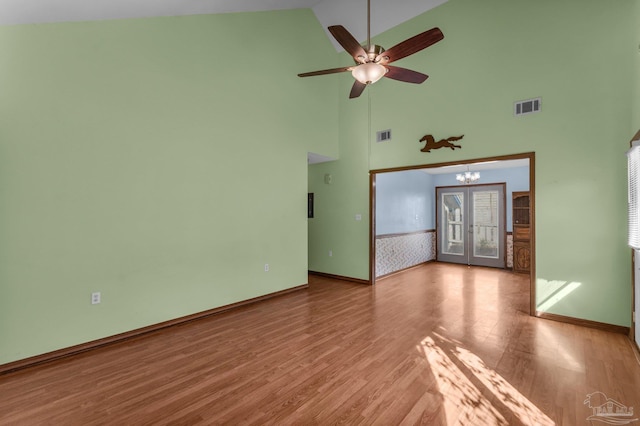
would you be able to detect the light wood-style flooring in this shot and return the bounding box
[2,263,639,425]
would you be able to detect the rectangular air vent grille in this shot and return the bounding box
[376,129,392,142]
[514,98,541,116]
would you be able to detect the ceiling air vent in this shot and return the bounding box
[514,97,541,116]
[376,129,392,143]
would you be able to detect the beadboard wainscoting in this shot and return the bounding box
[376,230,436,277]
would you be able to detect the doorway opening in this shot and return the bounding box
[369,152,535,315]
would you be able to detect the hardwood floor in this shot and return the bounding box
[2,263,639,425]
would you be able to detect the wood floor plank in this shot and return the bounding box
[1,263,639,425]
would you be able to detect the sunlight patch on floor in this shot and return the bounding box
[418,335,555,425]
[454,346,555,425]
[418,336,508,425]
[535,322,584,372]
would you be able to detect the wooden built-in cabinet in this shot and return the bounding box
[512,191,530,274]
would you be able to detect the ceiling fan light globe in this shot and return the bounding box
[351,63,387,85]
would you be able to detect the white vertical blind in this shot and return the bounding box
[628,141,640,249]
[635,250,640,347]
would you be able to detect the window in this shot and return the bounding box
[628,140,640,249]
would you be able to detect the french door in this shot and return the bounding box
[436,184,506,268]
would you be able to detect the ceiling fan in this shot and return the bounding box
[298,0,444,99]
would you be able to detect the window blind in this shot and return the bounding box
[628,141,640,249]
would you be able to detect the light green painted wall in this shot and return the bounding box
[308,0,636,326]
[635,0,640,133]
[308,98,370,279]
[0,10,337,364]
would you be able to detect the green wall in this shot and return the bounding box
[308,0,636,326]
[308,98,370,279]
[0,10,337,364]
[635,0,640,133]
[2,0,636,366]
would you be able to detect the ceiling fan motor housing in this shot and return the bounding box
[359,44,386,64]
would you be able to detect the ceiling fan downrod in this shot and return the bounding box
[364,0,384,63]
[367,0,371,51]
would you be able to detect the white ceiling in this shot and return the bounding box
[308,152,337,164]
[0,0,448,51]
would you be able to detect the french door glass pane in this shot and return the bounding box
[473,191,499,258]
[442,192,464,255]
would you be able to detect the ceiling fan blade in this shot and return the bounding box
[298,66,353,77]
[349,81,367,99]
[384,65,429,84]
[329,25,368,63]
[376,27,444,64]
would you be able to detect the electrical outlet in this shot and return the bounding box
[329,250,333,257]
[91,292,101,305]
[355,214,362,221]
[264,264,269,272]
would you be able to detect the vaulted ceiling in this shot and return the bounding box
[0,0,448,51]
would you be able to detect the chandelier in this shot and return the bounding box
[456,169,480,184]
